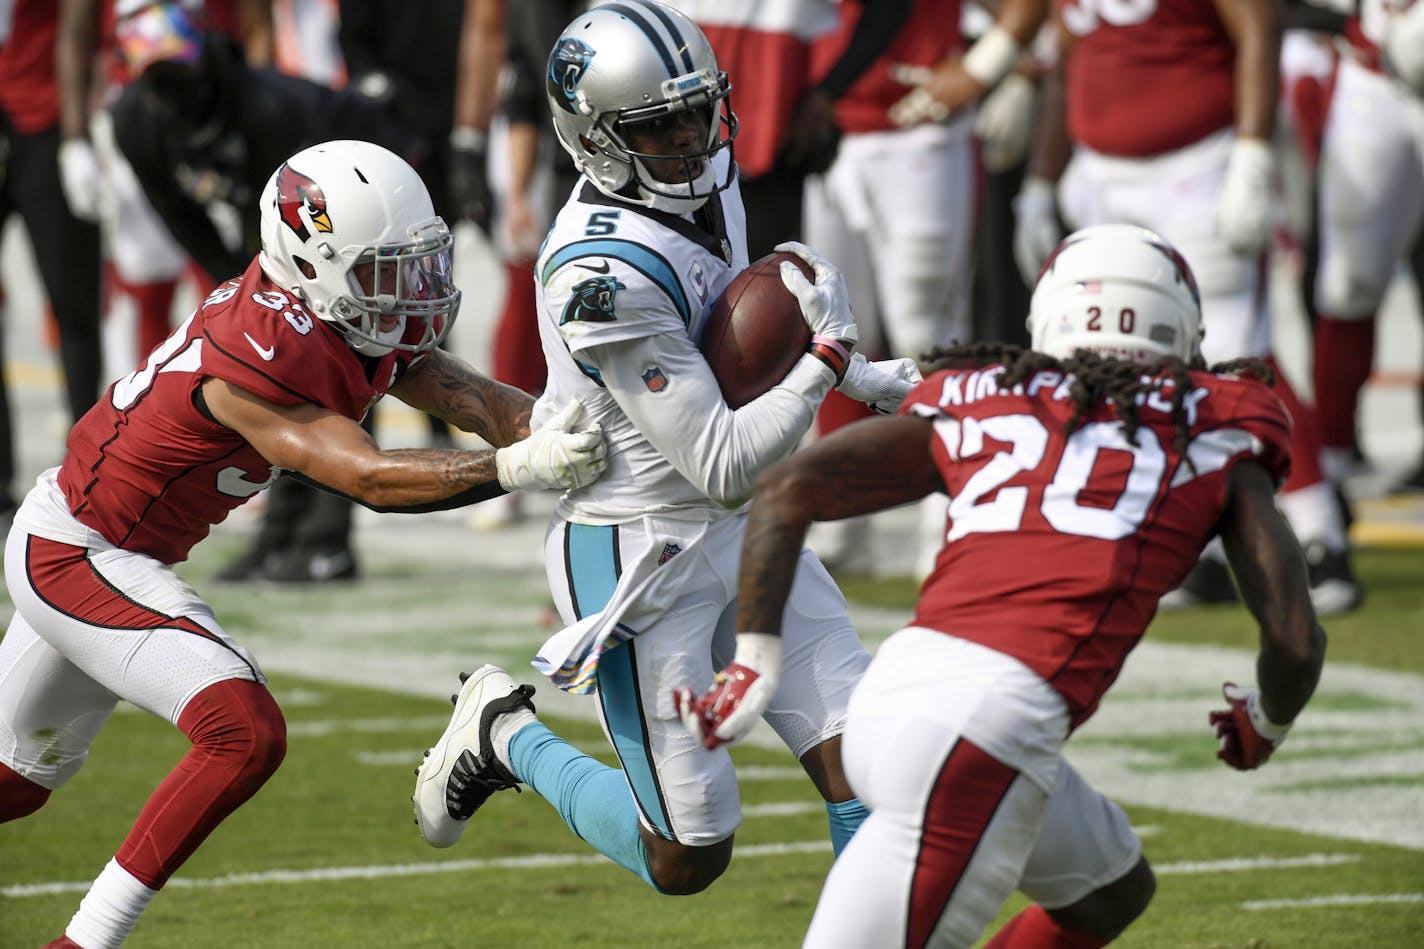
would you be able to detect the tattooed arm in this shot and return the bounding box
[201,377,509,511]
[737,415,943,636]
[389,348,535,449]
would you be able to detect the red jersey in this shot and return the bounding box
[58,260,426,564]
[1060,0,1236,157]
[670,0,840,179]
[812,0,963,135]
[0,0,60,133]
[901,364,1291,726]
[1343,0,1419,74]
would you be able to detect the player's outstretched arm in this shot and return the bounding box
[676,415,942,748]
[1212,459,1327,769]
[201,378,606,510]
[390,347,535,449]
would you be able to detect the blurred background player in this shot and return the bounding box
[0,139,606,949]
[662,0,914,260]
[801,0,1047,575]
[679,224,1327,949]
[967,0,1051,350]
[1014,0,1362,615]
[1310,1,1424,496]
[456,0,583,530]
[413,1,919,897]
[0,0,106,523]
[58,0,271,380]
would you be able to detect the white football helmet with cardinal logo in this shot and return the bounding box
[257,140,459,356]
[1027,224,1204,364]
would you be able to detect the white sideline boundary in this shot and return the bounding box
[0,849,1365,900]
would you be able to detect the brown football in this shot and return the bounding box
[699,251,813,408]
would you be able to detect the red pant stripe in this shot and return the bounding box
[907,738,1020,949]
[25,536,215,641]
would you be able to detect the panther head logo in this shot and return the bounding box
[275,162,332,243]
[547,38,594,114]
[561,275,627,325]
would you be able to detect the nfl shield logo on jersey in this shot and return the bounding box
[658,543,681,565]
[642,367,668,392]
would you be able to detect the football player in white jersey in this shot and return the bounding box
[413,0,920,896]
[1311,0,1424,491]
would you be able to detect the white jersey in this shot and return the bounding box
[534,154,837,523]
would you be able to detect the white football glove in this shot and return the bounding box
[58,139,102,222]
[1383,2,1424,96]
[495,400,608,491]
[1012,176,1061,287]
[1216,138,1274,256]
[774,241,859,348]
[837,354,923,414]
[673,633,782,750]
[975,73,1037,173]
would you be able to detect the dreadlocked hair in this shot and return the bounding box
[921,343,1274,463]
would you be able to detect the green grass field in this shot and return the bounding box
[2,529,1422,948]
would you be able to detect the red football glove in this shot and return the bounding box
[1209,682,1292,770]
[674,633,782,750]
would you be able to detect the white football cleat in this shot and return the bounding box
[412,665,536,848]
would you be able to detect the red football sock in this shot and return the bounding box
[1312,315,1375,450]
[0,761,51,821]
[1265,357,1326,492]
[982,904,1108,949]
[109,275,179,358]
[115,679,286,888]
[493,260,547,395]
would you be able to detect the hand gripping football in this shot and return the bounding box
[699,252,814,408]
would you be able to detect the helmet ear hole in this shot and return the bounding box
[294,256,317,279]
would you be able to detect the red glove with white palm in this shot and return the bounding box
[1209,682,1292,770]
[674,634,782,750]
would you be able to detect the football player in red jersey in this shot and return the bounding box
[679,225,1327,948]
[0,140,607,949]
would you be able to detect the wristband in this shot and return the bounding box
[731,632,782,681]
[808,335,852,383]
[962,26,1022,88]
[450,126,489,151]
[1246,692,1292,743]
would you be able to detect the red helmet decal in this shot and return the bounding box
[275,162,333,242]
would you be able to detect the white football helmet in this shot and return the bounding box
[258,140,459,356]
[545,0,737,214]
[1027,224,1203,363]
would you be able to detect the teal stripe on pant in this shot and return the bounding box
[564,523,672,837]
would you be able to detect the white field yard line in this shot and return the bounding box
[257,636,1424,853]
[1243,893,1424,910]
[0,850,1372,900]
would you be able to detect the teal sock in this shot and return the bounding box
[509,722,658,888]
[825,798,869,856]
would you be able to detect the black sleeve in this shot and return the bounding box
[504,0,581,126]
[818,0,916,100]
[1283,0,1349,34]
[110,87,246,282]
[335,0,383,81]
